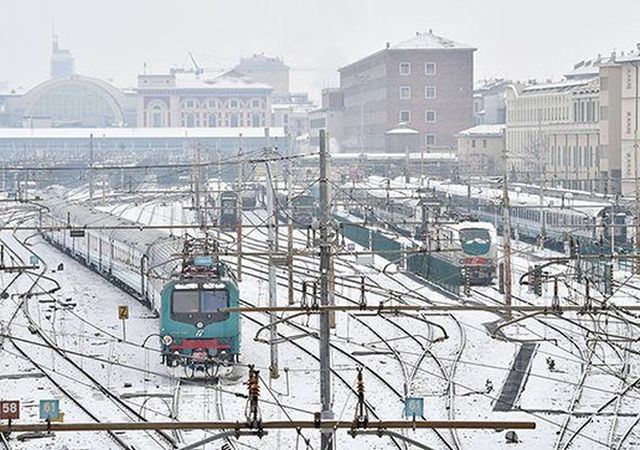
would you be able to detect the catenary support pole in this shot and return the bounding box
[237,134,243,281]
[287,133,294,305]
[319,129,334,448]
[266,159,279,379]
[502,146,513,320]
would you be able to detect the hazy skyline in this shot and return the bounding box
[1,0,639,99]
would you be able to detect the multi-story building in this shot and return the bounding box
[50,35,74,79]
[457,124,505,176]
[505,77,601,190]
[234,54,290,97]
[136,70,272,128]
[308,88,345,149]
[270,92,315,139]
[473,79,513,125]
[504,51,640,194]
[338,30,475,152]
[599,48,640,196]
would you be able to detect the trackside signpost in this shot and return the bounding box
[403,397,424,419]
[39,399,60,421]
[0,400,20,426]
[118,305,129,340]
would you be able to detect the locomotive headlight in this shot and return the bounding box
[162,335,174,346]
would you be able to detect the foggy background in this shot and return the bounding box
[1,0,638,99]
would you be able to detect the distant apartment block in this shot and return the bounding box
[600,48,640,196]
[234,54,290,97]
[309,88,345,149]
[338,30,475,152]
[473,79,513,125]
[505,49,640,195]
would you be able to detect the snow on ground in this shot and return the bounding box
[2,197,640,449]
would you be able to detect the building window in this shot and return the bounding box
[252,113,261,127]
[425,85,436,99]
[425,110,436,123]
[229,99,239,108]
[425,134,436,146]
[471,139,476,148]
[399,86,411,99]
[482,139,487,148]
[230,113,239,127]
[208,114,218,127]
[399,110,411,123]
[600,105,608,120]
[185,113,196,127]
[399,62,411,76]
[207,100,217,109]
[251,99,260,108]
[152,111,164,127]
[425,62,436,75]
[149,103,166,128]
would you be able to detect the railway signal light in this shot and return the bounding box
[533,265,542,297]
[604,263,614,296]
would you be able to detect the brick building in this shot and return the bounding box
[338,30,475,152]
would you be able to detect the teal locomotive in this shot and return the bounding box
[160,255,241,372]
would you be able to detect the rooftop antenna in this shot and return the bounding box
[52,22,58,51]
[188,52,204,76]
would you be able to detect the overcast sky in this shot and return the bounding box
[1,0,639,99]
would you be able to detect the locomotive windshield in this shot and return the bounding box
[201,290,229,312]
[459,228,491,256]
[171,288,230,322]
[172,291,200,313]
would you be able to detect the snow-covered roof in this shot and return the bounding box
[457,124,505,137]
[386,127,420,135]
[431,180,612,217]
[324,152,455,161]
[0,127,286,140]
[392,31,475,50]
[522,77,595,93]
[616,50,640,63]
[46,197,182,251]
[140,70,273,91]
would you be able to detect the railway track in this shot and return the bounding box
[240,209,471,449]
[234,243,456,448]
[0,224,177,450]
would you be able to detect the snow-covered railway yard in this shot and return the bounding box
[1,197,640,450]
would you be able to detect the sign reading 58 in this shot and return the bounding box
[0,400,20,420]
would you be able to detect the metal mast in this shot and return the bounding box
[266,158,279,379]
[89,133,94,205]
[287,134,295,305]
[502,146,513,320]
[633,60,639,274]
[318,129,334,448]
[237,133,243,281]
